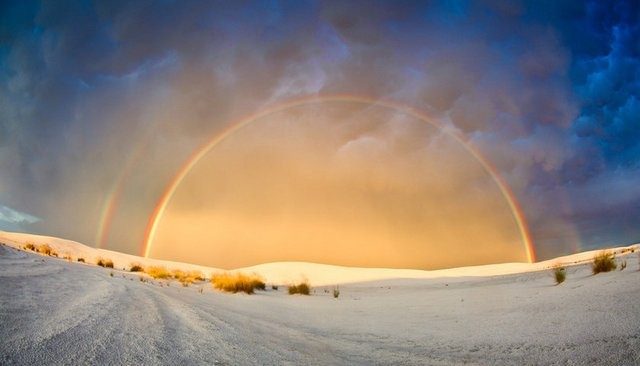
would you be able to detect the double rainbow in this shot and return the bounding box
[100,94,537,263]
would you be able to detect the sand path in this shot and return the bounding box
[1,244,639,365]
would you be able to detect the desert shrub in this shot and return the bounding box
[592,251,617,274]
[96,257,114,268]
[211,272,266,294]
[63,255,72,261]
[171,269,184,279]
[38,244,53,255]
[77,257,85,263]
[288,281,311,295]
[272,285,278,290]
[552,265,566,284]
[620,260,627,271]
[25,243,36,251]
[109,272,114,277]
[130,263,144,272]
[333,286,340,298]
[190,270,205,281]
[145,266,171,279]
[169,269,204,287]
[50,251,58,257]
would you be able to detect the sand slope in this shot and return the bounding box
[1,230,636,286]
[1,231,639,365]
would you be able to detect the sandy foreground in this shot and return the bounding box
[0,231,639,365]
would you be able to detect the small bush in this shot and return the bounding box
[25,243,36,251]
[63,255,72,261]
[288,281,311,295]
[109,272,114,277]
[272,285,278,290]
[333,286,340,298]
[77,257,85,263]
[130,263,144,272]
[96,257,114,268]
[592,251,617,274]
[552,265,566,285]
[211,272,266,294]
[145,266,171,279]
[620,260,627,271]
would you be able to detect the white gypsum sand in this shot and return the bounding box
[0,230,639,365]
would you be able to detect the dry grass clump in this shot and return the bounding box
[333,286,340,298]
[592,251,616,274]
[171,269,204,287]
[63,255,72,261]
[288,281,311,295]
[552,265,566,285]
[24,243,36,251]
[129,263,144,272]
[38,244,53,255]
[77,257,85,263]
[211,272,266,294]
[145,266,171,279]
[96,257,114,268]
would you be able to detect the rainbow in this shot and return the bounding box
[95,142,147,249]
[141,95,536,263]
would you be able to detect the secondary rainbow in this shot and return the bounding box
[141,95,537,263]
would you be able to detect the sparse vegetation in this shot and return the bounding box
[77,257,85,263]
[25,243,36,251]
[63,255,72,261]
[109,271,114,277]
[333,286,340,298]
[272,285,278,290]
[620,260,627,271]
[552,265,566,285]
[210,272,266,294]
[130,263,144,272]
[288,281,311,295]
[592,251,617,274]
[145,266,171,279]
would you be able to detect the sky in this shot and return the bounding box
[0,0,638,269]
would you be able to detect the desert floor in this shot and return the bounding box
[1,242,639,365]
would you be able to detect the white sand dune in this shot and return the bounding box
[0,230,635,286]
[1,230,639,365]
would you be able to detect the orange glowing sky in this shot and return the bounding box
[150,103,528,269]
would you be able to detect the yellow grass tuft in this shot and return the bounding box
[145,266,171,279]
[24,242,36,251]
[288,281,311,295]
[171,269,204,287]
[211,272,265,294]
